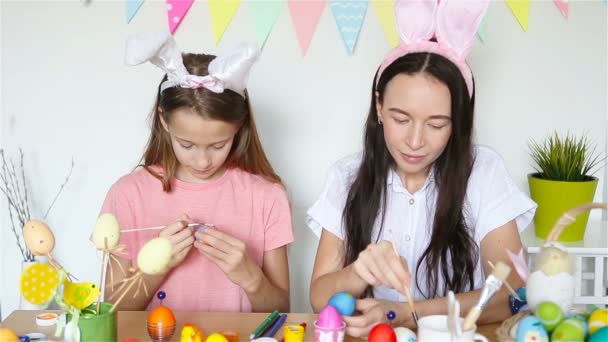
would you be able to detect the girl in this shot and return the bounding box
[100,32,292,312]
[307,0,536,337]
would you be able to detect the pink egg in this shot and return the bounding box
[317,305,343,329]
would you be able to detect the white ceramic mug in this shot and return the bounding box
[417,315,488,342]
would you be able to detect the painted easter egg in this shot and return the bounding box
[588,308,608,335]
[148,305,176,327]
[516,316,548,342]
[205,333,229,342]
[138,238,172,275]
[588,326,608,342]
[20,263,59,304]
[316,305,343,329]
[368,323,396,342]
[394,326,416,342]
[551,317,585,342]
[0,328,19,342]
[23,220,55,256]
[328,291,356,316]
[181,322,205,342]
[92,213,121,249]
[535,301,564,332]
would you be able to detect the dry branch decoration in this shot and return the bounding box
[0,148,74,262]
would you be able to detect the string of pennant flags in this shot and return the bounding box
[124,0,592,56]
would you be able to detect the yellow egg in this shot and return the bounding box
[137,238,172,275]
[0,327,19,342]
[92,213,121,249]
[23,220,55,256]
[589,308,608,335]
[205,333,229,342]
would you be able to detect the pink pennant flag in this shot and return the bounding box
[166,0,195,34]
[554,0,568,18]
[288,0,327,56]
[507,248,529,282]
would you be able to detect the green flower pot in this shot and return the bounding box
[68,302,117,342]
[528,173,598,241]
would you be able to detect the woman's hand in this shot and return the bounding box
[352,241,411,291]
[194,228,262,292]
[159,214,195,270]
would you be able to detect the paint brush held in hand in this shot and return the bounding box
[388,230,419,326]
[462,261,512,331]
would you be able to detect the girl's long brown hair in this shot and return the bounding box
[141,53,280,191]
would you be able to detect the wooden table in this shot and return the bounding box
[2,310,501,341]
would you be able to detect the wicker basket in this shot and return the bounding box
[495,202,608,342]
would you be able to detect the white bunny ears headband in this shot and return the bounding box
[377,0,490,97]
[125,31,260,97]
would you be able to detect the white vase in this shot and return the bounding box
[19,256,49,310]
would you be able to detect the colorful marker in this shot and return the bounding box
[249,310,279,340]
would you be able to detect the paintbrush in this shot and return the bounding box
[388,230,419,326]
[488,260,522,302]
[462,261,512,331]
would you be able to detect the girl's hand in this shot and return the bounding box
[194,228,261,292]
[343,298,407,337]
[352,241,411,292]
[159,214,195,270]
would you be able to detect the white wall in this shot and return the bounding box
[1,1,606,316]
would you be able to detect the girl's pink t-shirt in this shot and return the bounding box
[100,166,293,312]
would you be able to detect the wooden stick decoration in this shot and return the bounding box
[388,230,419,326]
[121,223,202,233]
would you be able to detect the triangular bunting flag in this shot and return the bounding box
[166,0,195,34]
[288,0,327,56]
[126,0,145,23]
[209,0,241,45]
[477,12,489,42]
[553,0,568,18]
[371,0,399,48]
[505,0,530,31]
[248,0,283,49]
[330,0,368,55]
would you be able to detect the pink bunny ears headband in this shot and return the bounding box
[125,31,260,97]
[377,0,490,97]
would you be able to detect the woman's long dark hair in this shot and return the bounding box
[342,52,478,298]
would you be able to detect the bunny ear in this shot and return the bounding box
[395,0,439,44]
[507,248,529,283]
[208,43,260,97]
[435,0,489,58]
[124,31,189,83]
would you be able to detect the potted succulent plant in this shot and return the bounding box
[528,132,604,241]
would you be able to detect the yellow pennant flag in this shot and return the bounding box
[371,0,400,48]
[505,0,530,31]
[209,0,241,44]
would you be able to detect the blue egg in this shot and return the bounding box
[327,291,356,316]
[588,326,608,342]
[516,316,549,342]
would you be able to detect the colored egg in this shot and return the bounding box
[20,263,59,305]
[138,238,172,275]
[148,305,176,327]
[368,323,396,342]
[535,301,564,332]
[588,308,608,335]
[516,316,548,342]
[394,326,416,342]
[588,326,608,342]
[328,291,356,316]
[0,328,19,342]
[316,305,343,329]
[23,220,55,256]
[551,317,585,342]
[564,313,588,335]
[92,213,121,249]
[205,333,229,342]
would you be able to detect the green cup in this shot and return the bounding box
[68,302,117,342]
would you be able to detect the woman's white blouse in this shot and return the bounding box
[306,145,537,301]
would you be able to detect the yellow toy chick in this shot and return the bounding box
[181,323,205,342]
[63,280,101,310]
